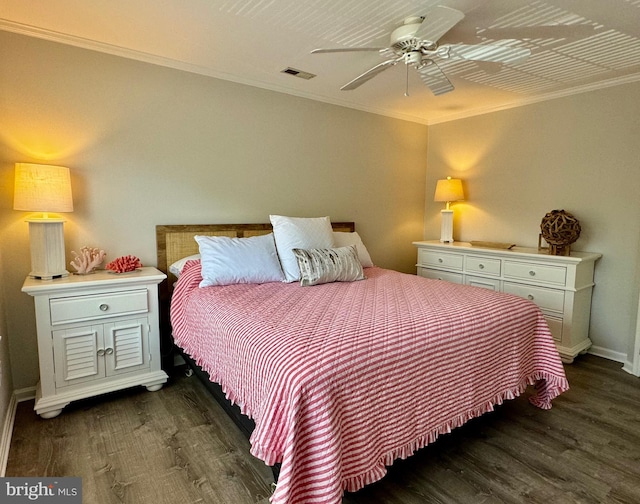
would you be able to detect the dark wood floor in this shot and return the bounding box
[6,355,640,504]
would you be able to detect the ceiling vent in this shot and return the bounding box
[281,67,317,80]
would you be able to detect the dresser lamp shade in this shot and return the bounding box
[434,176,464,243]
[434,177,464,209]
[14,163,74,280]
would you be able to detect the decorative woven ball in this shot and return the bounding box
[540,210,581,246]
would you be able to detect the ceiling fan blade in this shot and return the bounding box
[444,42,531,63]
[416,61,454,96]
[413,6,465,43]
[341,59,399,90]
[476,24,598,41]
[311,47,385,54]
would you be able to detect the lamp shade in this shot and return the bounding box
[14,163,73,213]
[434,177,464,203]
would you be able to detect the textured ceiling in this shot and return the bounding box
[1,0,639,124]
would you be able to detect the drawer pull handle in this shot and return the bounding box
[529,270,536,276]
[97,349,105,357]
[105,348,114,355]
[438,258,444,263]
[527,294,535,300]
[479,264,485,269]
[99,304,109,312]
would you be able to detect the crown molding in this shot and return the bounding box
[0,19,432,125]
[425,73,640,125]
[2,19,639,127]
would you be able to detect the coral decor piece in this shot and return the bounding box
[70,246,106,274]
[106,255,143,273]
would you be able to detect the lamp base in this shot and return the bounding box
[27,218,69,280]
[440,209,454,243]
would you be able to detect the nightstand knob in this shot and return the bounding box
[99,304,109,311]
[527,294,535,300]
[529,270,536,276]
[438,258,443,263]
[479,264,485,269]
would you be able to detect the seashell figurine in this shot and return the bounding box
[70,246,107,274]
[105,255,143,273]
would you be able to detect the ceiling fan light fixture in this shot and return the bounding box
[404,51,422,66]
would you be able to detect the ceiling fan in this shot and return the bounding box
[311,5,531,96]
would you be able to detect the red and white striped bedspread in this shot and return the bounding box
[170,262,568,504]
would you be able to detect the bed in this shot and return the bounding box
[156,221,569,504]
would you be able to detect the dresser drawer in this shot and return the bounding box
[544,315,563,343]
[503,282,565,313]
[465,275,500,291]
[418,268,464,284]
[50,289,149,325]
[503,261,567,286]
[419,249,464,270]
[465,256,501,276]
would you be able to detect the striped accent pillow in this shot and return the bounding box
[292,245,365,286]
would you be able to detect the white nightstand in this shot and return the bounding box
[22,267,169,418]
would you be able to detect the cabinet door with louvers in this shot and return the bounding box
[53,317,150,388]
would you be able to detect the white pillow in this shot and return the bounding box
[195,233,284,287]
[169,254,201,277]
[332,231,374,267]
[293,246,365,286]
[269,215,334,282]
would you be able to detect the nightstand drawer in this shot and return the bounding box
[503,282,565,313]
[504,261,567,286]
[466,256,501,276]
[419,250,464,270]
[50,289,148,325]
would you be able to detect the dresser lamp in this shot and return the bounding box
[434,176,464,243]
[14,163,74,280]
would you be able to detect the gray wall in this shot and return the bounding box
[2,28,638,393]
[0,245,14,473]
[0,31,428,389]
[425,81,640,364]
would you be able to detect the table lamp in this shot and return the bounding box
[14,163,74,279]
[434,176,464,243]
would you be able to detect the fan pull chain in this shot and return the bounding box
[404,64,410,97]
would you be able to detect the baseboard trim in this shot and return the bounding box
[622,361,640,377]
[0,393,18,476]
[588,345,627,364]
[13,386,36,403]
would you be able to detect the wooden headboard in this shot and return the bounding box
[156,222,355,293]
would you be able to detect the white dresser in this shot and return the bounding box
[413,241,601,363]
[22,267,168,418]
